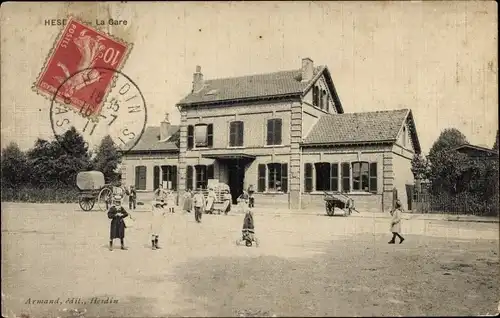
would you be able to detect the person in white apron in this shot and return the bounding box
[150,199,167,250]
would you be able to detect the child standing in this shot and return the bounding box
[166,190,176,213]
[388,200,405,244]
[151,199,167,250]
[238,202,258,247]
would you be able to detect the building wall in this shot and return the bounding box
[122,153,179,192]
[300,144,392,212]
[302,74,338,114]
[184,102,293,149]
[391,144,414,211]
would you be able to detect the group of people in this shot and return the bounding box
[107,184,259,251]
[106,184,405,251]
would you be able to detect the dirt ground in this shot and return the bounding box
[2,203,499,317]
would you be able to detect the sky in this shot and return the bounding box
[1,1,498,154]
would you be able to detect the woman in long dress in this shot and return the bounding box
[182,189,193,213]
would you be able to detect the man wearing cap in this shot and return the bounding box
[107,195,129,251]
[192,188,205,223]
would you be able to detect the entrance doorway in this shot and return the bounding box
[227,160,246,204]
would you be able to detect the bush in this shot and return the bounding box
[1,186,80,203]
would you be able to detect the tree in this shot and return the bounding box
[428,128,468,161]
[493,129,499,151]
[411,153,430,181]
[1,142,28,187]
[26,128,92,187]
[427,128,469,194]
[92,135,122,183]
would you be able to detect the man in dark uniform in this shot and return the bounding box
[107,195,129,251]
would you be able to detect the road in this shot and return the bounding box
[2,203,499,317]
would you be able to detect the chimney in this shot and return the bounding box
[160,112,170,141]
[192,65,204,93]
[301,57,314,82]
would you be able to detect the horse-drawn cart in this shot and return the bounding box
[324,192,359,217]
[76,171,114,211]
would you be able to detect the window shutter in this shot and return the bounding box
[281,163,288,193]
[229,122,236,146]
[153,166,160,190]
[304,163,313,192]
[266,120,273,145]
[238,121,244,146]
[186,165,193,190]
[207,124,213,147]
[187,125,194,149]
[330,163,339,192]
[207,164,214,180]
[275,119,282,145]
[172,165,178,190]
[258,164,266,192]
[135,166,141,189]
[341,162,350,192]
[369,162,377,193]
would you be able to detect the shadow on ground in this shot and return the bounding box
[166,234,499,317]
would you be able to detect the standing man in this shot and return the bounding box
[128,185,137,210]
[192,187,205,223]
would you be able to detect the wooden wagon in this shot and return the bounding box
[323,192,359,217]
[76,171,115,211]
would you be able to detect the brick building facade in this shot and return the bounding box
[122,58,421,212]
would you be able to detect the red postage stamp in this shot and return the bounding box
[33,17,132,117]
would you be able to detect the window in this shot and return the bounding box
[266,118,282,145]
[186,165,194,190]
[258,164,266,192]
[319,90,324,109]
[187,124,213,149]
[341,162,350,193]
[351,161,377,193]
[311,163,339,192]
[304,163,313,193]
[402,126,407,147]
[312,86,319,107]
[315,163,330,191]
[194,164,214,190]
[322,90,328,111]
[161,165,178,190]
[257,163,288,193]
[135,166,147,190]
[229,121,244,147]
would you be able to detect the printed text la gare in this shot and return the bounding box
[44,19,128,26]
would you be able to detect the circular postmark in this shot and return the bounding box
[50,67,147,155]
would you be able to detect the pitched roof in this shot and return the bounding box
[452,144,499,157]
[176,66,344,113]
[303,109,421,153]
[125,125,180,153]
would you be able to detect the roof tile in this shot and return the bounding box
[177,67,323,105]
[303,109,409,145]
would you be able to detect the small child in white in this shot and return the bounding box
[166,190,176,213]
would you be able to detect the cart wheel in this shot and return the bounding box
[79,197,95,211]
[98,187,112,211]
